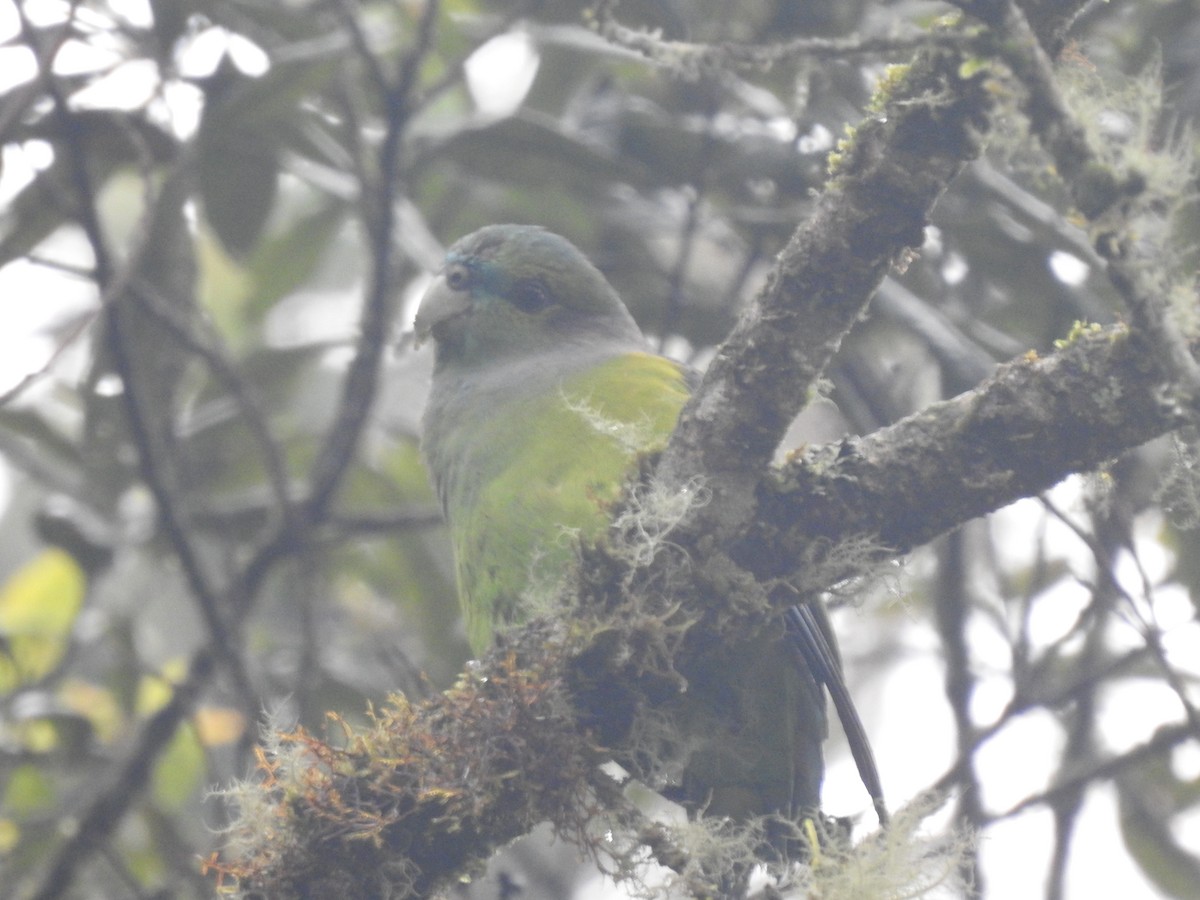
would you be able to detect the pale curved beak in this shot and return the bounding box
[413,273,471,347]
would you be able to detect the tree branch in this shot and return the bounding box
[302,0,440,520]
[659,37,993,531]
[220,649,610,899]
[591,0,966,75]
[973,0,1200,410]
[737,325,1189,577]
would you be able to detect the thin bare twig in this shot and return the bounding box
[0,307,99,407]
[658,94,715,349]
[989,720,1195,823]
[129,279,297,527]
[931,531,985,896]
[304,0,440,519]
[973,0,1200,410]
[590,0,966,76]
[330,0,392,102]
[1039,492,1200,742]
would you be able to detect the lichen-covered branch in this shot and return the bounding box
[591,0,962,75]
[738,325,1189,578]
[659,38,993,531]
[972,0,1200,412]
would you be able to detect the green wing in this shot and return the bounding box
[452,351,689,653]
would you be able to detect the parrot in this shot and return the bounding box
[415,224,883,830]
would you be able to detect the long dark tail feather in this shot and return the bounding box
[785,602,889,826]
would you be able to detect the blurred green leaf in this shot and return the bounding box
[153,724,206,811]
[197,58,339,256]
[197,227,256,342]
[198,124,280,258]
[0,818,18,855]
[2,764,56,817]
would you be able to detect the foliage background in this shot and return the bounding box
[0,0,1198,897]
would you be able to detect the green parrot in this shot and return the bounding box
[416,224,880,827]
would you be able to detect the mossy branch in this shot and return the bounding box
[217,648,604,898]
[739,325,1191,578]
[658,36,993,530]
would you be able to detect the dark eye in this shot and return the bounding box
[513,281,550,314]
[445,264,470,291]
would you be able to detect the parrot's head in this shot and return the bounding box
[415,225,645,368]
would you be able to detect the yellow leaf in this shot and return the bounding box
[0,549,85,685]
[0,549,85,635]
[136,672,175,716]
[0,819,19,854]
[194,706,247,747]
[17,718,59,753]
